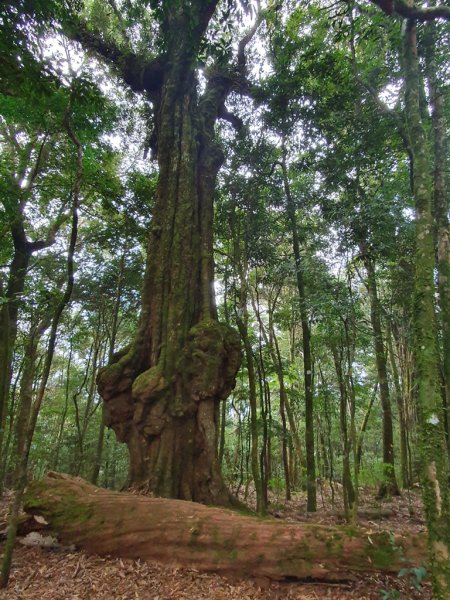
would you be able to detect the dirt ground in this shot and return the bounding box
[0,481,432,600]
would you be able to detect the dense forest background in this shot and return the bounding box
[0,0,449,597]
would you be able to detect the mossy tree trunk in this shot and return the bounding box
[97,2,242,505]
[403,15,450,599]
[23,473,427,582]
[423,20,450,452]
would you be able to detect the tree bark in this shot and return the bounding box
[23,472,426,581]
[96,3,241,505]
[92,249,126,485]
[403,15,450,598]
[0,241,32,488]
[387,322,410,488]
[423,20,450,452]
[331,344,356,520]
[281,142,316,511]
[0,132,61,491]
[362,253,400,498]
[0,103,82,589]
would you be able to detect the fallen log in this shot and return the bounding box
[23,472,426,582]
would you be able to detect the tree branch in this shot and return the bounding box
[237,2,263,73]
[106,0,132,47]
[200,7,265,128]
[65,17,165,94]
[370,0,450,21]
[218,105,244,131]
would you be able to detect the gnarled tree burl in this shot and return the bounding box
[75,1,256,504]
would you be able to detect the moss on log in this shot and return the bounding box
[23,473,426,582]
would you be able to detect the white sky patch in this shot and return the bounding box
[378,81,402,110]
[402,207,415,222]
[427,414,439,425]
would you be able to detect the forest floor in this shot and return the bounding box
[0,481,432,600]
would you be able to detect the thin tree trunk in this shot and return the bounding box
[356,384,377,472]
[12,319,49,484]
[0,354,23,488]
[0,136,59,492]
[51,343,73,471]
[332,344,355,521]
[362,253,399,497]
[0,106,81,588]
[0,247,31,493]
[255,335,269,507]
[235,310,265,515]
[318,366,335,507]
[387,322,409,488]
[72,342,94,475]
[92,247,128,484]
[280,141,316,511]
[251,291,306,475]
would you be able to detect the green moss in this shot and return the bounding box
[312,527,327,542]
[325,535,343,557]
[111,344,132,364]
[229,548,238,560]
[211,525,220,546]
[176,319,241,403]
[97,361,123,387]
[277,553,312,576]
[23,480,94,533]
[293,540,314,561]
[366,533,399,570]
[213,540,239,562]
[132,365,165,402]
[223,537,236,552]
[343,525,358,538]
[188,532,203,552]
[227,502,256,517]
[53,500,94,530]
[23,480,50,510]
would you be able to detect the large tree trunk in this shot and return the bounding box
[97,4,241,505]
[23,473,426,582]
[424,20,450,453]
[403,17,450,599]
